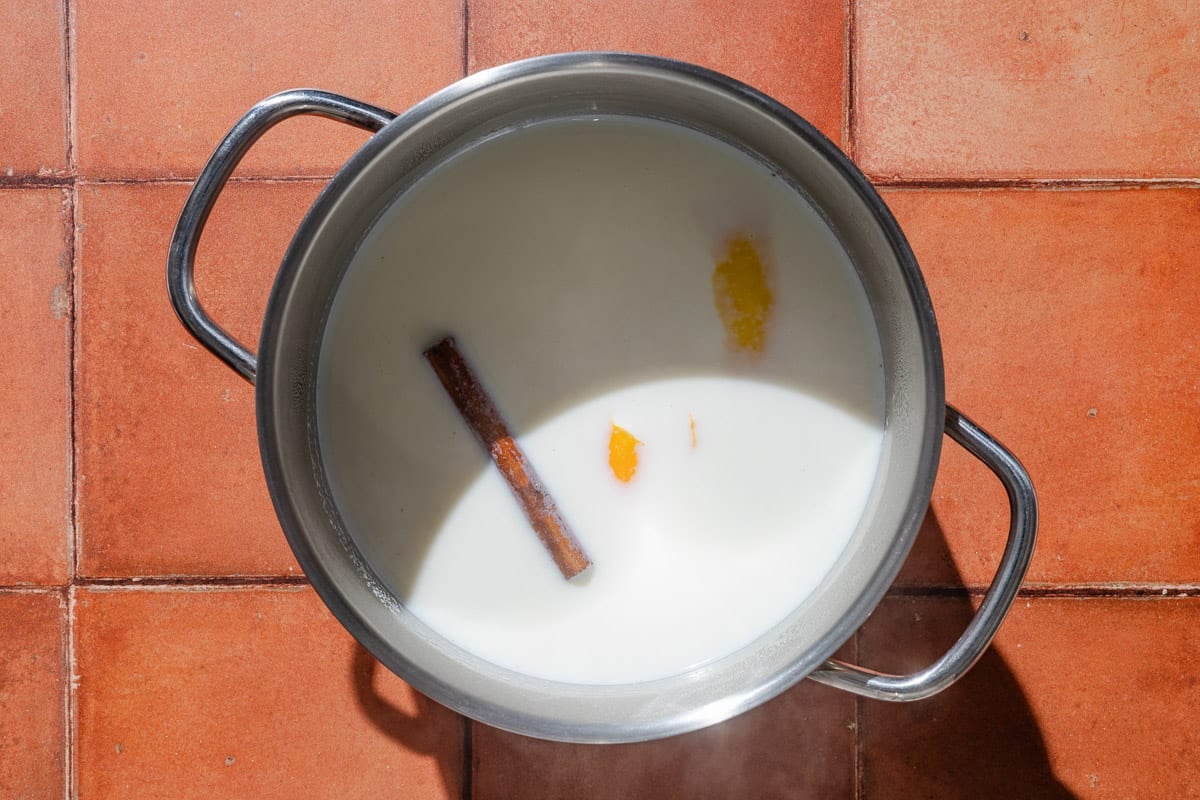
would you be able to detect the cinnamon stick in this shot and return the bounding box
[423,336,592,579]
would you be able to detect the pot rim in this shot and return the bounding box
[256,51,944,742]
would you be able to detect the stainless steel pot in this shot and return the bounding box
[167,53,1037,743]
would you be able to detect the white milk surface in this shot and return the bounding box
[318,116,886,684]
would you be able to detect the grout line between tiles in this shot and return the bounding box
[73,174,338,187]
[874,177,1200,190]
[67,176,79,581]
[461,716,473,800]
[65,584,76,800]
[1021,584,1200,598]
[852,628,863,800]
[65,182,78,586]
[843,0,856,161]
[887,583,1200,598]
[461,0,470,78]
[854,697,865,800]
[62,4,79,789]
[62,0,75,173]
[66,0,80,593]
[73,575,311,591]
[0,176,74,188]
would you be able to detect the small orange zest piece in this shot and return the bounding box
[608,422,641,483]
[689,413,697,448]
[712,235,774,355]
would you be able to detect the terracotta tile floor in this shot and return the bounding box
[1,1,1197,797]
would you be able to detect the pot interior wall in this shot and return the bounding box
[256,54,943,742]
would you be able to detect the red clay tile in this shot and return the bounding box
[0,591,67,799]
[0,0,66,176]
[74,0,463,179]
[76,182,323,577]
[856,0,1200,180]
[469,0,846,143]
[473,655,856,799]
[0,190,70,585]
[880,188,1200,587]
[75,587,463,799]
[860,596,1200,798]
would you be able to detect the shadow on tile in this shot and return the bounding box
[859,512,1076,799]
[351,644,464,796]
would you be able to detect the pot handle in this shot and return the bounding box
[808,405,1037,701]
[167,89,397,383]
